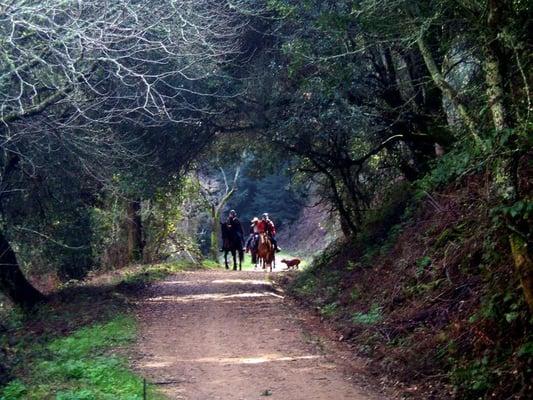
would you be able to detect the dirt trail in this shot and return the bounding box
[134,270,389,400]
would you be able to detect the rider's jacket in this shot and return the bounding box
[227,216,244,238]
[257,219,276,236]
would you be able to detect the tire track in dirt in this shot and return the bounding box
[133,270,390,400]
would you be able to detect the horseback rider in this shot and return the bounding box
[257,212,280,252]
[226,209,245,250]
[245,217,260,253]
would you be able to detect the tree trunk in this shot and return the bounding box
[323,169,358,238]
[482,2,532,313]
[416,35,482,145]
[339,214,354,238]
[209,205,221,261]
[127,199,144,263]
[510,234,533,312]
[484,0,510,132]
[0,230,45,310]
[484,50,508,131]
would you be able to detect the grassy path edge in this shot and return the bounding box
[0,261,217,400]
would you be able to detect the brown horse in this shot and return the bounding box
[257,232,275,272]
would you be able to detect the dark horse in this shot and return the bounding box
[220,222,244,270]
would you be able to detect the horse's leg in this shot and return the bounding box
[238,249,243,271]
[232,249,237,271]
[224,251,229,270]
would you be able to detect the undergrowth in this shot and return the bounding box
[285,140,533,399]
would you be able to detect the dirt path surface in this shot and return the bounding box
[134,270,388,400]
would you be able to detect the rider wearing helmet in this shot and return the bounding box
[257,212,280,252]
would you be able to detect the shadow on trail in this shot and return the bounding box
[145,276,276,298]
[134,269,385,400]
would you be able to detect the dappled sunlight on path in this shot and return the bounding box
[146,291,284,303]
[133,270,386,400]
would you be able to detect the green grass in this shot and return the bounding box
[349,288,361,302]
[351,303,383,325]
[319,302,339,318]
[201,259,221,269]
[1,315,163,400]
[292,273,318,297]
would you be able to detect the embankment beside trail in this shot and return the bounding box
[280,175,533,400]
[276,193,341,258]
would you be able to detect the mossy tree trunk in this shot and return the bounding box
[416,34,482,146]
[484,0,511,133]
[484,49,508,132]
[510,234,533,312]
[210,204,222,261]
[482,0,533,312]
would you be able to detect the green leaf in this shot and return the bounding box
[504,311,519,323]
[517,342,533,357]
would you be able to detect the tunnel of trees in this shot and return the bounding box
[0,0,531,397]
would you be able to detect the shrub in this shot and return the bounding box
[320,302,339,318]
[351,303,383,325]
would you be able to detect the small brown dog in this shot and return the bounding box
[281,258,301,270]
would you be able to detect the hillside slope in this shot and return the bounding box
[276,197,340,258]
[283,175,532,399]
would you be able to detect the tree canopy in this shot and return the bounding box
[0,0,530,329]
